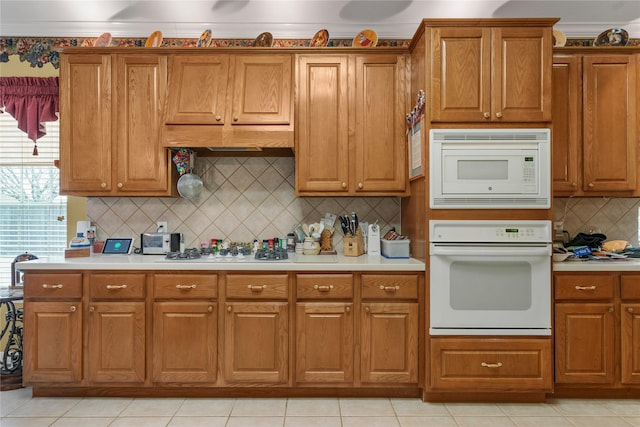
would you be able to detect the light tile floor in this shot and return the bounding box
[1,388,639,427]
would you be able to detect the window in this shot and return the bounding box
[0,113,67,286]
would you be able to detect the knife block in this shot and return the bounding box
[343,228,365,257]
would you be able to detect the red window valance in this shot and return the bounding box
[0,77,59,144]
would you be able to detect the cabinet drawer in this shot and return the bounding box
[361,274,418,300]
[154,274,218,299]
[24,273,82,299]
[90,273,146,299]
[621,274,640,300]
[296,274,353,299]
[430,338,552,391]
[226,274,288,299]
[555,273,615,300]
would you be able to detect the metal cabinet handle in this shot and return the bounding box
[379,285,400,292]
[106,284,127,290]
[358,182,363,189]
[365,306,370,313]
[314,284,334,292]
[70,306,77,312]
[208,306,214,313]
[227,306,232,313]
[215,115,221,121]
[575,285,596,291]
[117,183,123,188]
[100,182,107,188]
[248,284,267,292]
[481,362,503,368]
[176,284,197,289]
[42,284,63,289]
[341,182,347,189]
[609,307,614,313]
[345,306,351,313]
[628,307,634,313]
[89,306,95,312]
[495,112,503,118]
[588,183,595,188]
[483,112,490,119]
[233,116,239,122]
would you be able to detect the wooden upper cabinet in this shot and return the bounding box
[60,52,176,196]
[552,55,582,194]
[296,53,408,196]
[164,54,230,125]
[232,55,292,125]
[354,54,407,193]
[430,25,552,122]
[296,55,350,193]
[552,52,638,196]
[582,54,637,193]
[60,53,113,193]
[162,53,294,148]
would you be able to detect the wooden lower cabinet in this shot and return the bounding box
[224,301,288,384]
[87,302,145,383]
[361,302,419,384]
[555,303,615,384]
[296,302,354,384]
[621,303,640,384]
[23,301,83,383]
[429,338,552,392]
[153,302,217,383]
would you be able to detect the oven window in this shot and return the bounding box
[457,160,508,180]
[450,261,532,310]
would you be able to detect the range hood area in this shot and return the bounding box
[160,52,294,153]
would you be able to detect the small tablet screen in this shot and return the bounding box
[102,238,133,255]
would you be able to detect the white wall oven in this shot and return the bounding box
[430,128,550,209]
[429,220,552,336]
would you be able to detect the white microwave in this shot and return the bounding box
[429,128,550,209]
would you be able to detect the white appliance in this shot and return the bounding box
[429,220,552,336]
[430,128,550,209]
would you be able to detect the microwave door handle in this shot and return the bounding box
[430,245,551,257]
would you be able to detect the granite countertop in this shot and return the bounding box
[17,253,425,272]
[554,258,640,272]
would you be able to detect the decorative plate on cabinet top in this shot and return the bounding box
[145,30,163,47]
[310,29,330,47]
[353,29,377,47]
[593,28,629,46]
[253,32,273,47]
[94,32,112,47]
[552,29,566,47]
[197,29,212,47]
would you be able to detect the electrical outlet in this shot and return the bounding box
[156,221,168,232]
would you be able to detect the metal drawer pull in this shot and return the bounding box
[208,306,213,313]
[42,284,63,289]
[176,284,197,289]
[314,285,334,292]
[481,362,503,368]
[70,306,77,312]
[248,284,267,292]
[380,285,400,292]
[106,284,127,290]
[628,307,634,313]
[345,306,351,313]
[575,285,597,291]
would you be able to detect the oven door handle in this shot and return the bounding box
[430,244,551,257]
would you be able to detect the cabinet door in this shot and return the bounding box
[621,303,640,384]
[430,27,491,122]
[361,302,418,384]
[492,26,552,122]
[224,302,288,384]
[582,54,637,192]
[555,303,615,384]
[231,55,292,124]
[59,53,112,193]
[88,302,145,383]
[353,54,407,193]
[296,55,350,193]
[153,302,217,383]
[115,54,172,195]
[296,303,354,384]
[164,55,230,124]
[552,55,582,194]
[23,301,82,383]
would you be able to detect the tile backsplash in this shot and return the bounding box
[554,197,640,246]
[87,157,402,251]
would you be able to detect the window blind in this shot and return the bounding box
[0,113,67,286]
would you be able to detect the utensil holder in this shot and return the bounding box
[343,228,365,257]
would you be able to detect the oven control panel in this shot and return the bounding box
[430,220,551,243]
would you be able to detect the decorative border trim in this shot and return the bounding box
[0,37,410,69]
